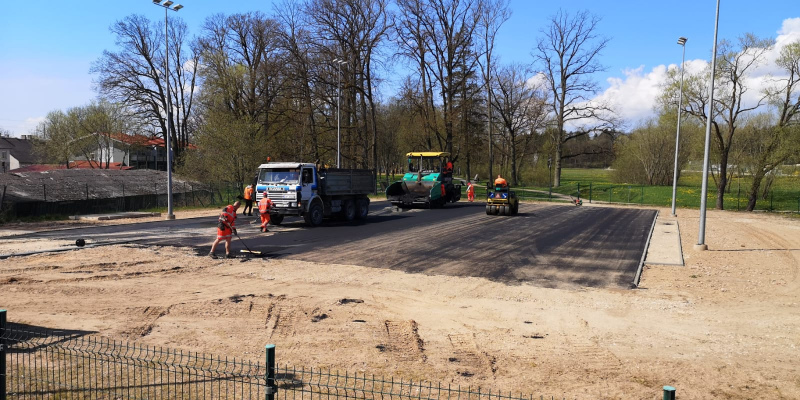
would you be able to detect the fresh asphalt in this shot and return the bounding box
[3,201,657,289]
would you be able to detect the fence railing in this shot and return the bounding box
[0,310,550,400]
[0,182,252,222]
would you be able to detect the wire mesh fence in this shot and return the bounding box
[1,311,550,400]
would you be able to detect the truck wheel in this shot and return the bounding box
[342,200,356,221]
[500,205,507,216]
[355,198,369,219]
[304,202,324,227]
[486,205,492,215]
[493,205,500,215]
[269,214,284,225]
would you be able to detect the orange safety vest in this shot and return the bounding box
[467,183,474,195]
[219,205,237,230]
[244,186,254,200]
[258,197,274,214]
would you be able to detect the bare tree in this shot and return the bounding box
[491,63,547,184]
[396,0,481,158]
[92,14,199,167]
[476,0,510,181]
[673,34,773,210]
[741,41,800,211]
[532,9,613,187]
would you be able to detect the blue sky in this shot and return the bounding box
[1,0,799,136]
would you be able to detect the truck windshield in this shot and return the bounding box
[259,168,300,183]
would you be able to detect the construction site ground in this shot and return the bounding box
[0,202,798,399]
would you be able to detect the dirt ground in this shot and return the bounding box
[1,205,799,399]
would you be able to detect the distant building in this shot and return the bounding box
[0,135,35,173]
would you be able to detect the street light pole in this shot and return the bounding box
[670,37,687,217]
[697,0,721,251]
[333,59,347,168]
[152,0,182,220]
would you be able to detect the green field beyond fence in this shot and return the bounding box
[449,168,800,213]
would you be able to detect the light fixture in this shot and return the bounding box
[172,4,183,10]
[163,0,174,6]
[678,37,687,46]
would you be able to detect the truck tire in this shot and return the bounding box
[486,204,492,215]
[304,201,324,227]
[355,198,369,220]
[500,205,507,216]
[342,200,356,221]
[269,214,284,225]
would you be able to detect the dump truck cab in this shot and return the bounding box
[385,152,461,208]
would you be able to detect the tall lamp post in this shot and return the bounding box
[152,0,183,220]
[697,0,721,251]
[670,37,688,217]
[333,58,347,168]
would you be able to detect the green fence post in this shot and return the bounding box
[640,185,644,204]
[1,309,6,400]
[589,182,592,204]
[627,186,631,203]
[770,191,774,211]
[737,185,740,211]
[609,186,613,203]
[548,183,552,201]
[577,183,581,199]
[265,344,276,400]
[663,385,676,400]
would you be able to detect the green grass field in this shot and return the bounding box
[509,168,800,212]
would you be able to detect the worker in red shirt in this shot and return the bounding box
[258,195,274,232]
[209,201,240,259]
[467,181,475,202]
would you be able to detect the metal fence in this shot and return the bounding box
[0,311,549,400]
[0,182,251,222]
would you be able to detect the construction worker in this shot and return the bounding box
[209,201,240,259]
[467,181,475,202]
[494,174,508,188]
[243,184,255,216]
[258,195,274,232]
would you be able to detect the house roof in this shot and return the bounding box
[97,132,197,150]
[0,137,35,164]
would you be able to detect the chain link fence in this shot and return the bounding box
[0,310,555,400]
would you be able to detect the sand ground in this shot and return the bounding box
[1,205,798,399]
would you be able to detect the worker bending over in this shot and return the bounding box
[209,201,240,259]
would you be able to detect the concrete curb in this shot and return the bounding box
[633,210,659,288]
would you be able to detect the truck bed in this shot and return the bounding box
[320,169,374,196]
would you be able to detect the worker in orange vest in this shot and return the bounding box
[494,174,508,188]
[258,195,274,233]
[243,185,255,216]
[466,181,475,202]
[209,201,240,259]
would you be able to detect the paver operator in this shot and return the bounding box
[258,195,274,233]
[467,181,475,202]
[209,201,240,259]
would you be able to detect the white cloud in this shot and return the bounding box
[592,17,800,130]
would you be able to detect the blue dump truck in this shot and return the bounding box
[385,152,461,208]
[255,162,374,227]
